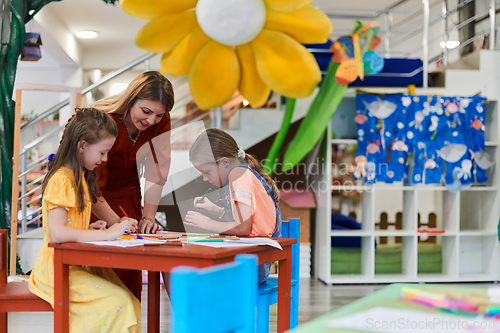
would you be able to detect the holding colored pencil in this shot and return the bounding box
[119,205,141,236]
[192,188,211,211]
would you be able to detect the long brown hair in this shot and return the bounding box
[94,70,174,120]
[42,108,119,212]
[189,128,279,200]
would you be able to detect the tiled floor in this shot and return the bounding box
[7,279,497,332]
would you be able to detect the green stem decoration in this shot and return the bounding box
[263,98,295,176]
[282,62,348,171]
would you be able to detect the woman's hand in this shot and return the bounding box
[139,217,162,234]
[193,197,221,215]
[89,220,107,230]
[184,211,213,230]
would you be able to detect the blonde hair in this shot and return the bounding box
[94,71,174,120]
[42,108,119,212]
[189,128,279,200]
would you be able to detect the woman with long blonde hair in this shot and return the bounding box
[92,70,174,298]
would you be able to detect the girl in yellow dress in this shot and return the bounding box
[28,108,141,332]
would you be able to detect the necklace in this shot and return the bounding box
[124,120,140,148]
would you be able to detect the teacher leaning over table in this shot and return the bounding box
[91,70,175,299]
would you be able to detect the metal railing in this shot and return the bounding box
[17,0,498,232]
[321,0,498,88]
[15,53,209,233]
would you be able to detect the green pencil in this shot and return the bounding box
[187,239,224,243]
[193,188,211,211]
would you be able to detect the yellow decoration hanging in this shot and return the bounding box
[121,0,332,109]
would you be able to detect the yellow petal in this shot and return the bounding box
[189,41,240,110]
[251,29,320,98]
[135,11,197,53]
[264,0,312,12]
[265,6,332,44]
[161,25,211,76]
[235,43,271,108]
[120,0,197,20]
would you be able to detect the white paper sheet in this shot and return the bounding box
[82,239,162,247]
[227,238,282,249]
[187,238,282,250]
[186,241,256,248]
[324,307,500,333]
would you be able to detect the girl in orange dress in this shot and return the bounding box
[185,128,282,283]
[92,71,175,298]
[29,108,141,332]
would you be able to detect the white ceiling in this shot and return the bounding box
[34,0,427,71]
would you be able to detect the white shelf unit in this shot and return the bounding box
[313,99,500,284]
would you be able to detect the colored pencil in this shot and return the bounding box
[192,188,211,211]
[119,205,141,236]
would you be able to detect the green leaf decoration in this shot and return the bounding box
[282,62,347,171]
[263,98,296,176]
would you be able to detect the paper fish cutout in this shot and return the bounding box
[330,21,384,86]
[436,144,467,163]
[470,149,495,170]
[363,97,397,119]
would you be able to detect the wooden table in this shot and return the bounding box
[50,238,295,333]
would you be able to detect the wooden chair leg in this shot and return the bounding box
[0,311,7,333]
[291,283,299,328]
[256,294,270,333]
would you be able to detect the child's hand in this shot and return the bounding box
[117,217,138,234]
[193,197,218,214]
[105,222,129,240]
[184,211,212,230]
[89,220,107,230]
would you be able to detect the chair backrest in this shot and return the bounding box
[283,219,300,282]
[170,254,258,333]
[0,230,7,284]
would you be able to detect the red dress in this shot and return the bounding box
[91,112,171,299]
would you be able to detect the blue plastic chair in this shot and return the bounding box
[257,218,300,332]
[170,254,258,333]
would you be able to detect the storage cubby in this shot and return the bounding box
[460,190,499,233]
[458,235,497,279]
[374,187,416,234]
[314,97,500,284]
[484,100,498,143]
[374,236,416,280]
[330,236,374,277]
[417,236,454,279]
[417,189,459,234]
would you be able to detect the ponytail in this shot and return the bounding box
[243,154,279,201]
[190,128,279,201]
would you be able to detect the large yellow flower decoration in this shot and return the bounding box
[121,0,332,109]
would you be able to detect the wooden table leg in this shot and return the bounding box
[277,246,292,333]
[53,248,69,333]
[147,271,160,333]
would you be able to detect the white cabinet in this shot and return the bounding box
[313,98,500,284]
